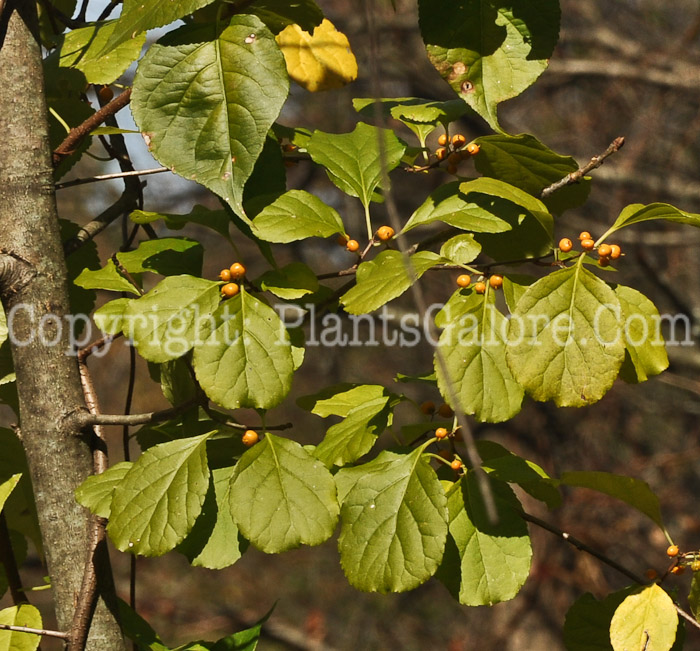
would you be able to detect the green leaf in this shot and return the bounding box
[75,462,133,519]
[436,291,524,422]
[61,219,101,323]
[502,274,537,313]
[689,573,700,622]
[107,433,210,556]
[615,285,669,383]
[506,261,625,407]
[559,471,666,532]
[401,181,512,234]
[248,0,324,34]
[156,358,198,406]
[474,133,591,214]
[440,234,481,264]
[74,259,140,295]
[94,298,131,335]
[338,447,448,592]
[563,587,638,651]
[193,288,294,410]
[58,20,146,84]
[437,473,532,606]
[0,604,42,651]
[307,123,406,209]
[178,466,247,569]
[130,205,232,241]
[102,0,218,54]
[298,384,385,418]
[610,584,677,651]
[0,474,20,514]
[124,275,221,363]
[251,190,345,242]
[211,605,274,651]
[606,202,700,238]
[314,388,395,467]
[117,238,203,277]
[228,434,339,553]
[341,250,442,315]
[260,262,319,300]
[131,16,289,218]
[477,440,561,509]
[118,598,170,651]
[418,0,560,130]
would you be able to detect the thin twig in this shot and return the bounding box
[0,623,69,639]
[52,88,132,166]
[540,137,625,198]
[74,398,200,428]
[56,167,169,190]
[520,510,700,632]
[77,334,121,362]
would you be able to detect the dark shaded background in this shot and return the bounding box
[5,0,700,648]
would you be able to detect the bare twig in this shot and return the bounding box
[74,398,200,428]
[520,510,700,632]
[541,137,625,198]
[56,167,169,190]
[0,622,69,639]
[52,88,132,166]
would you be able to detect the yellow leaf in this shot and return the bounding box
[276,19,358,92]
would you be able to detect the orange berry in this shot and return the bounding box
[645,568,658,580]
[437,403,454,418]
[456,274,471,288]
[598,256,610,267]
[435,147,448,161]
[282,143,298,152]
[346,239,360,253]
[447,152,462,166]
[376,226,395,241]
[450,458,463,471]
[437,133,449,146]
[229,262,246,279]
[221,282,239,297]
[219,268,232,282]
[435,427,449,439]
[609,244,622,260]
[466,142,480,155]
[671,565,686,575]
[242,429,258,446]
[420,400,436,415]
[97,85,114,103]
[598,244,612,258]
[446,163,458,175]
[578,231,592,241]
[489,274,503,290]
[559,238,573,253]
[580,238,595,251]
[451,134,467,148]
[474,281,486,294]
[667,544,680,557]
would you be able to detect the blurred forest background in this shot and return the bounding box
[5,0,700,648]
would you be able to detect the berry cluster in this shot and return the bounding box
[218,262,246,297]
[558,232,622,267]
[338,225,396,253]
[435,133,480,175]
[455,273,502,293]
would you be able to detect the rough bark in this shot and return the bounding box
[0,4,125,649]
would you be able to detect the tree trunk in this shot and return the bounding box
[0,4,125,649]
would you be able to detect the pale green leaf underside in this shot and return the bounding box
[610,202,700,234]
[441,474,531,606]
[228,434,338,553]
[436,295,524,422]
[338,447,448,593]
[440,234,481,264]
[252,190,345,242]
[341,250,442,314]
[0,604,42,651]
[610,584,677,651]
[75,462,132,519]
[124,275,221,363]
[260,262,319,299]
[298,383,386,417]
[307,122,406,208]
[506,263,625,407]
[0,474,20,514]
[94,298,131,335]
[131,16,289,217]
[193,288,294,409]
[107,434,210,556]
